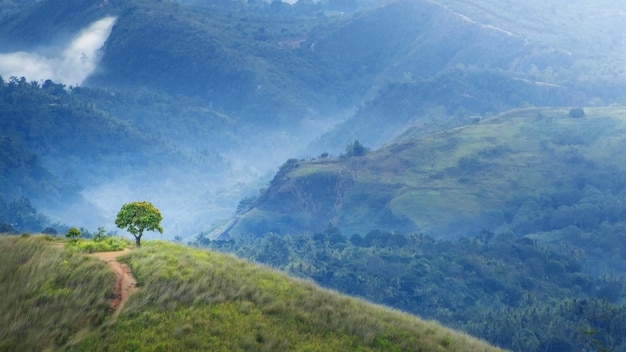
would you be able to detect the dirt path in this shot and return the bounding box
[89,249,137,319]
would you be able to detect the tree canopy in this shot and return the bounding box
[66,227,81,242]
[115,201,163,247]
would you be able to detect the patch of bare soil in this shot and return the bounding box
[89,249,137,318]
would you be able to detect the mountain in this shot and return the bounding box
[0,235,503,352]
[3,0,626,237]
[312,67,589,153]
[305,0,626,153]
[3,1,626,350]
[218,106,626,246]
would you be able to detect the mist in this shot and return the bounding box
[65,113,342,241]
[0,16,116,85]
[72,160,267,241]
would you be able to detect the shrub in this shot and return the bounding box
[67,237,129,253]
[568,108,585,118]
[66,227,81,242]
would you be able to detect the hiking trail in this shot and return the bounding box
[89,249,137,318]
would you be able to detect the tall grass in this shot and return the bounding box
[72,241,503,351]
[0,237,502,351]
[0,235,115,351]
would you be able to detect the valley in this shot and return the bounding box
[2,0,626,351]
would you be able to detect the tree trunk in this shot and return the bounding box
[135,235,141,248]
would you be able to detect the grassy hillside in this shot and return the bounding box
[222,106,626,240]
[0,235,115,351]
[0,235,502,351]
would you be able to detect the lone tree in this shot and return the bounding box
[115,201,163,247]
[66,227,81,242]
[568,108,585,118]
[345,140,369,157]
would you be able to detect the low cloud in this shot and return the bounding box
[0,16,116,85]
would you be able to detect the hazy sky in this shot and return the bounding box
[0,16,116,85]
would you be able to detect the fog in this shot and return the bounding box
[73,117,340,241]
[0,12,341,239]
[0,16,115,86]
[11,1,626,243]
[77,165,265,240]
[0,14,346,240]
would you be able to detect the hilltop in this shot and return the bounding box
[0,235,502,351]
[219,106,626,245]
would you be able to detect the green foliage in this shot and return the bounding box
[344,140,369,157]
[66,227,81,242]
[66,237,130,253]
[0,236,115,351]
[115,201,163,247]
[70,241,501,351]
[569,108,585,118]
[93,226,106,242]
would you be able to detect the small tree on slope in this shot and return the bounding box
[115,201,163,247]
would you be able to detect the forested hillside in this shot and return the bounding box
[0,77,232,234]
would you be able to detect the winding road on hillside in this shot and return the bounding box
[89,250,137,318]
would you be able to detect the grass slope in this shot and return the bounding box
[0,235,114,351]
[225,106,626,238]
[0,236,502,351]
[73,241,502,351]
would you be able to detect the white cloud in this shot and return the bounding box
[0,16,116,85]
